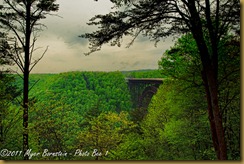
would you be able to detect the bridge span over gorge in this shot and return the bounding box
[125,78,164,109]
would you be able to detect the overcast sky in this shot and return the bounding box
[28,0,174,73]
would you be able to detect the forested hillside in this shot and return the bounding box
[1,71,135,160]
[29,71,132,114]
[1,62,239,160]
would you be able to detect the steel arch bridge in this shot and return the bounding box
[126,78,163,109]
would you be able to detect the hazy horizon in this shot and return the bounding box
[3,0,174,74]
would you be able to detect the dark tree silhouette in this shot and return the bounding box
[0,32,20,148]
[0,0,59,160]
[82,0,240,160]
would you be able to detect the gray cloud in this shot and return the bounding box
[29,0,174,73]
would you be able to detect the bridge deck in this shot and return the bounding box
[125,78,163,84]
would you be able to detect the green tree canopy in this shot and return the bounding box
[157,33,240,160]
[82,0,240,159]
[77,111,135,160]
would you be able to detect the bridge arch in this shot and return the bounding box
[138,85,158,108]
[126,78,163,109]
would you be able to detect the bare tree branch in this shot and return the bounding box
[29,46,48,72]
[29,35,38,62]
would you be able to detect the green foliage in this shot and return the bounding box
[123,69,164,78]
[157,33,240,160]
[7,71,134,160]
[77,111,135,160]
[0,32,22,159]
[29,99,79,160]
[217,36,240,160]
[158,34,201,81]
[35,71,132,114]
[141,80,216,160]
[0,62,22,160]
[109,132,146,160]
[13,71,132,115]
[0,105,22,160]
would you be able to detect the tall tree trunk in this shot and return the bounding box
[197,40,227,160]
[193,28,227,160]
[23,65,29,160]
[201,71,220,159]
[195,31,227,160]
[205,67,227,160]
[23,1,31,160]
[188,0,227,160]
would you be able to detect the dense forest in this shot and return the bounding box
[0,0,240,161]
[0,70,155,160]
